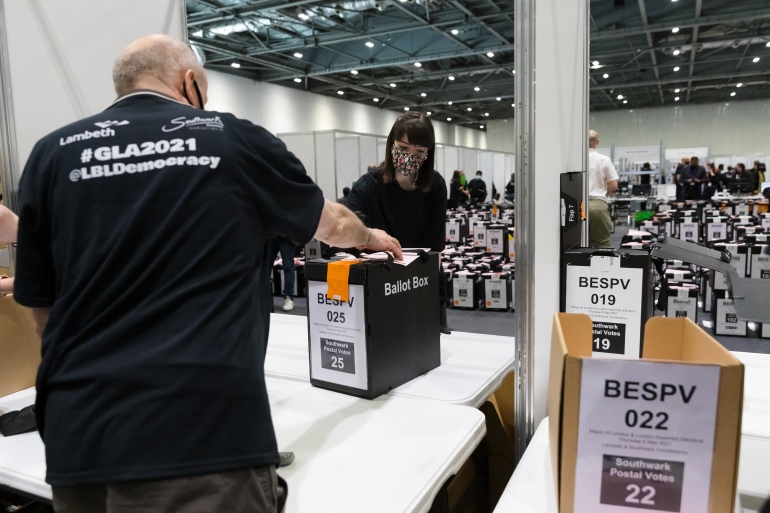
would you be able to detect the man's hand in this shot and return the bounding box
[358,228,403,260]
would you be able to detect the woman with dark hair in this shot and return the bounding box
[449,170,469,208]
[347,111,450,332]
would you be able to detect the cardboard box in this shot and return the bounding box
[304,253,440,399]
[549,313,743,513]
[0,295,41,398]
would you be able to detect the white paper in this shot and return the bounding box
[565,256,644,359]
[308,281,368,390]
[574,359,720,513]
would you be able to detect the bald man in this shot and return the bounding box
[14,35,401,513]
[588,130,618,248]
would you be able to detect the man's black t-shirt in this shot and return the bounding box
[14,92,324,485]
[346,171,447,252]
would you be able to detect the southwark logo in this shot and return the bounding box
[162,115,224,132]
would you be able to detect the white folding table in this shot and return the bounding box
[0,378,486,513]
[265,313,516,408]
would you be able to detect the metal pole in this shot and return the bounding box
[513,0,536,461]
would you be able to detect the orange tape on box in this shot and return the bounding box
[326,260,360,302]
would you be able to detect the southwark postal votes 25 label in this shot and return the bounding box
[573,359,720,513]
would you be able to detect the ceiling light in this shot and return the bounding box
[617,94,624,99]
[487,52,495,58]
[753,57,760,63]
[447,117,452,121]
[474,86,480,91]
[603,73,609,79]
[373,98,379,102]
[736,83,743,87]
[448,75,455,81]
[673,49,680,55]
[427,111,432,115]
[337,90,344,95]
[674,88,680,93]
[365,41,375,48]
[350,70,358,75]
[513,70,516,74]
[673,66,680,71]
[766,42,770,48]
[672,27,679,33]
[259,18,271,25]
[404,107,409,110]
[511,103,514,107]
[451,29,459,35]
[731,92,736,97]
[484,112,489,116]
[496,97,501,101]
[675,96,680,101]
[293,78,302,83]
[298,13,309,20]
[231,62,240,68]
[480,125,484,129]
[421,92,427,97]
[466,107,472,111]
[390,83,397,87]
[623,100,628,104]
[448,101,453,105]
[293,52,303,58]
[414,62,422,67]
[592,60,600,67]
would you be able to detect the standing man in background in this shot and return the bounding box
[674,157,689,201]
[588,130,619,248]
[680,156,705,200]
[467,170,487,204]
[13,34,402,513]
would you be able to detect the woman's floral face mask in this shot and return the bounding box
[391,145,427,177]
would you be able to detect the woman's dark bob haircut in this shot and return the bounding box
[381,112,436,193]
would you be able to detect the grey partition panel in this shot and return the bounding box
[444,146,459,178]
[335,135,359,193]
[0,0,186,211]
[281,133,317,183]
[315,132,337,200]
[461,148,479,175]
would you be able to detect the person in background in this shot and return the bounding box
[731,163,754,192]
[0,204,17,296]
[674,157,689,201]
[751,161,766,193]
[268,236,297,312]
[680,156,705,200]
[467,170,487,204]
[588,130,619,248]
[366,163,378,175]
[459,169,468,187]
[448,170,469,208]
[337,186,351,207]
[505,172,515,202]
[702,163,721,200]
[13,34,402,513]
[347,111,451,333]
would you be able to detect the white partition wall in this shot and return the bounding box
[0,0,186,211]
[443,145,460,182]
[665,147,709,162]
[335,135,360,194]
[359,136,379,172]
[281,133,317,182]
[478,151,494,202]
[461,148,480,175]
[614,145,661,165]
[492,153,507,200]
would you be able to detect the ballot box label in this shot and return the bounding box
[487,229,505,253]
[565,256,644,359]
[574,359,720,513]
[715,299,747,336]
[677,223,698,242]
[485,278,508,309]
[600,455,685,511]
[446,221,460,243]
[308,281,368,389]
[453,277,474,307]
[667,297,696,322]
[706,223,725,242]
[474,225,486,247]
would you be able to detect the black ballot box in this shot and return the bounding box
[304,253,441,399]
[711,289,747,337]
[485,223,508,255]
[561,248,653,358]
[446,218,469,245]
[666,283,698,322]
[710,243,748,291]
[452,270,484,309]
[482,272,512,310]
